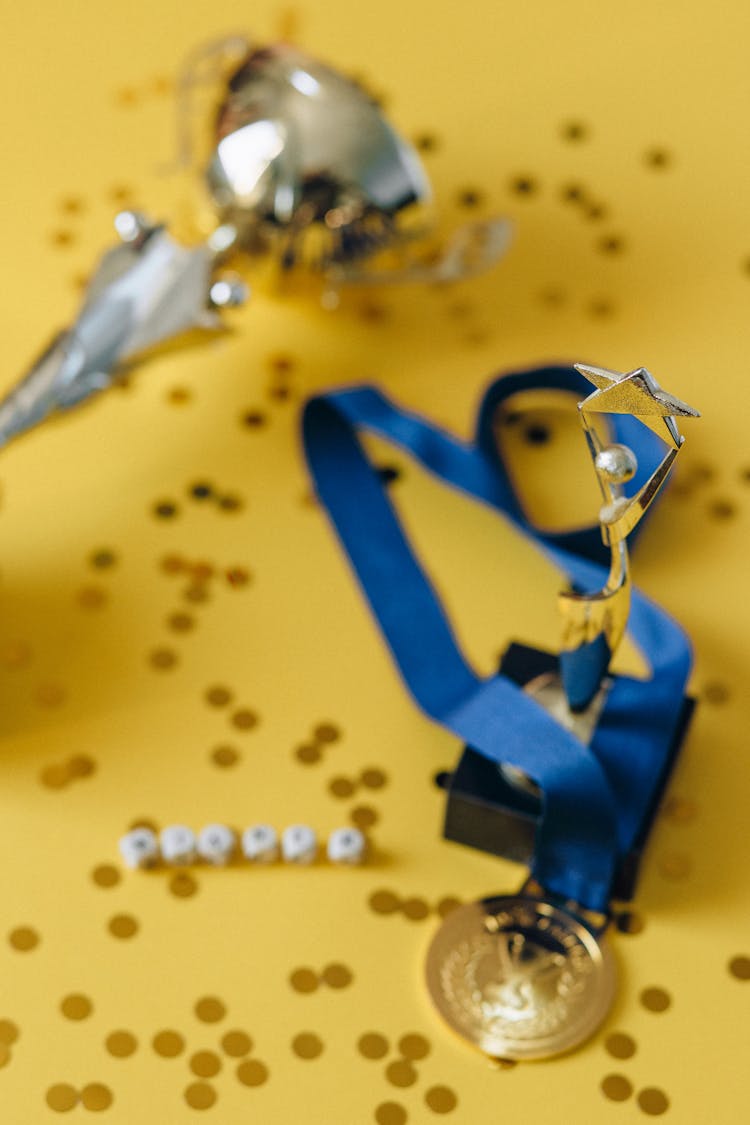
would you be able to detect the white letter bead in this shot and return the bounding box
[282,824,317,864]
[119,828,159,869]
[242,824,279,863]
[160,825,197,866]
[197,823,236,865]
[327,826,367,865]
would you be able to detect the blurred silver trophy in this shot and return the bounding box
[0,39,511,451]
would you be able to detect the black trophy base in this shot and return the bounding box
[439,642,695,902]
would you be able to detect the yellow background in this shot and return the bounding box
[0,1,747,1120]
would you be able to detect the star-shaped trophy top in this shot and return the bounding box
[574,364,700,448]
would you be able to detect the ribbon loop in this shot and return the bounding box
[302,366,692,911]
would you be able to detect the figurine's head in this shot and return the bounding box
[205,44,432,269]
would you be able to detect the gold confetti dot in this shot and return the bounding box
[61,993,92,1020]
[351,805,378,829]
[375,1102,407,1125]
[211,745,239,768]
[90,548,116,569]
[637,1087,670,1115]
[658,853,692,880]
[436,897,462,919]
[662,796,697,824]
[51,229,75,248]
[153,1030,185,1057]
[161,554,184,574]
[195,997,226,1023]
[35,681,67,707]
[0,1020,19,1044]
[295,744,321,765]
[169,872,199,898]
[292,1032,324,1059]
[78,586,107,609]
[69,754,96,779]
[329,776,356,798]
[707,498,736,521]
[604,1032,636,1059]
[80,1083,113,1111]
[168,386,192,405]
[0,640,32,668]
[313,722,340,743]
[105,1030,137,1057]
[184,1081,217,1109]
[115,86,139,106]
[369,890,400,915]
[321,963,353,989]
[358,1032,389,1060]
[640,987,671,1013]
[425,1085,458,1113]
[40,763,70,789]
[386,1059,417,1088]
[61,195,85,214]
[614,910,645,935]
[168,611,194,632]
[218,493,243,513]
[398,1033,430,1060]
[190,1050,222,1078]
[236,1058,269,1086]
[729,955,750,980]
[92,864,121,889]
[8,926,39,952]
[401,897,430,921]
[109,913,139,939]
[226,566,251,587]
[150,647,177,670]
[601,1074,633,1102]
[184,584,209,604]
[231,708,259,731]
[46,1084,79,1112]
[703,680,730,704]
[152,74,173,95]
[206,685,232,707]
[221,1030,253,1057]
[290,968,319,994]
[360,767,387,789]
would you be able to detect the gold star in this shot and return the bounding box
[574,363,700,446]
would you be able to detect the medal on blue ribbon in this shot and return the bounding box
[302,362,699,1057]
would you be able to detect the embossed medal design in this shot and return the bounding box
[426,895,615,1059]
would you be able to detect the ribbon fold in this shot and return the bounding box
[302,366,692,911]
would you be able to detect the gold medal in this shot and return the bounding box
[425,895,615,1060]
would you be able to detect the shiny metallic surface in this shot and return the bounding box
[0,216,229,450]
[0,38,509,453]
[426,894,616,1060]
[594,442,638,483]
[558,365,700,710]
[206,44,432,268]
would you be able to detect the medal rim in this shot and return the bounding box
[425,894,616,1061]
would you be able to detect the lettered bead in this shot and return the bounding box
[281,824,317,864]
[119,827,159,869]
[242,824,279,863]
[160,824,197,866]
[327,826,366,865]
[197,823,236,865]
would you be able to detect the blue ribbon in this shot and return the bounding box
[302,365,692,911]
